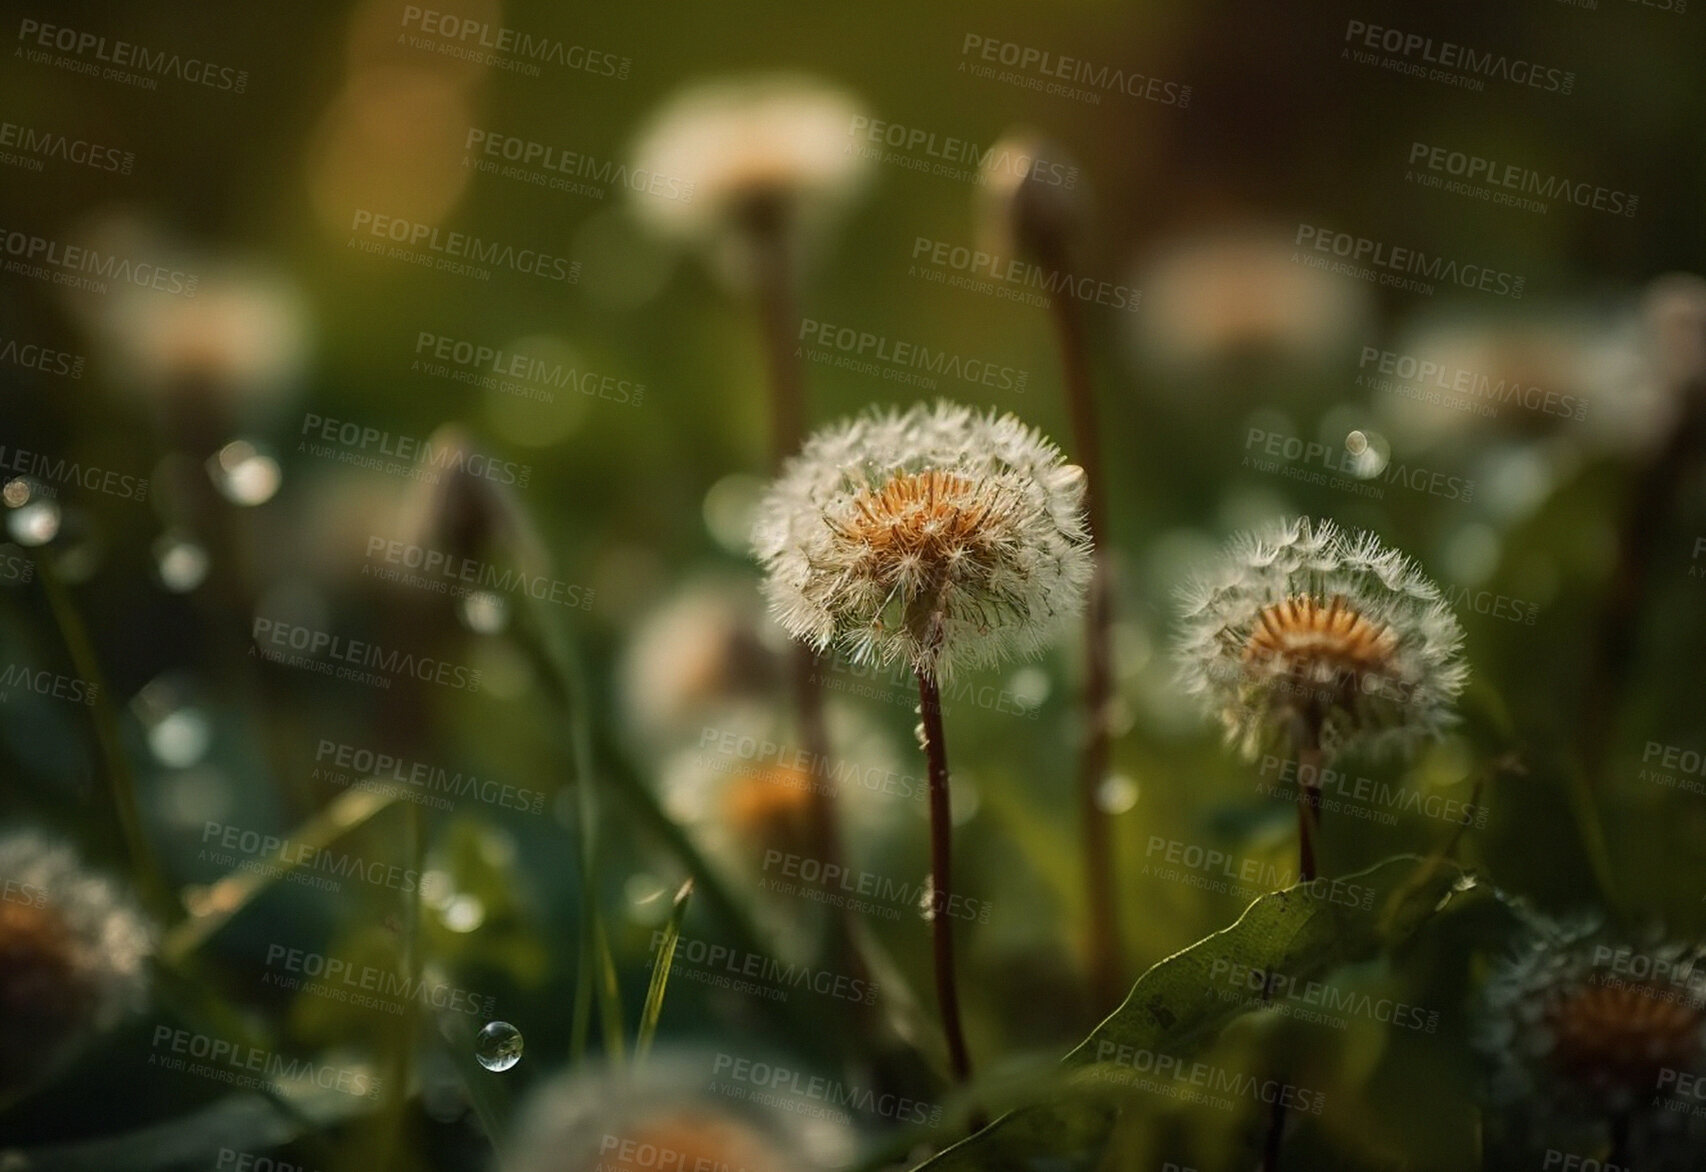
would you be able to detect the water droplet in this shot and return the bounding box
[2,478,32,508]
[420,869,454,907]
[154,534,210,592]
[8,499,60,546]
[1344,429,1389,478]
[458,590,508,634]
[209,441,281,506]
[442,893,485,933]
[148,708,212,768]
[1097,774,1140,814]
[474,1021,523,1071]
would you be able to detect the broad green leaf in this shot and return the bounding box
[912,855,1473,1171]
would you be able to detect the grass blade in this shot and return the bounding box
[635,879,693,1061]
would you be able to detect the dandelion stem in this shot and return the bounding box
[1263,729,1326,1169]
[1048,282,1122,1011]
[916,667,973,1086]
[752,211,868,1001]
[1580,381,1706,789]
[753,214,806,471]
[1259,1094,1288,1171]
[1296,741,1324,884]
[36,560,173,922]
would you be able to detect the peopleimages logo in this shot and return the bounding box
[0,445,149,501]
[1406,142,1637,218]
[846,114,1081,190]
[462,128,690,202]
[348,210,578,283]
[149,1026,380,1098]
[958,34,1191,107]
[1356,346,1587,423]
[910,236,1142,312]
[15,17,249,92]
[709,1052,944,1126]
[1294,224,1524,300]
[0,227,199,297]
[413,331,644,407]
[1341,20,1575,95]
[251,617,483,693]
[798,317,1029,393]
[297,413,531,487]
[399,6,631,79]
[313,738,547,816]
[1092,1041,1327,1115]
[261,945,497,1017]
[0,335,86,378]
[0,121,134,174]
[199,820,419,894]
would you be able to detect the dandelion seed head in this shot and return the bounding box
[508,1055,850,1172]
[0,829,154,1094]
[753,401,1093,678]
[978,130,1083,267]
[1476,915,1706,1161]
[1174,517,1467,758]
[628,74,871,260]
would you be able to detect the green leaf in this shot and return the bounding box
[911,855,1472,1171]
[635,878,694,1061]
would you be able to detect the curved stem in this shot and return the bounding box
[916,668,973,1086]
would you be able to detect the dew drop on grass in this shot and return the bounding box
[475,1021,523,1071]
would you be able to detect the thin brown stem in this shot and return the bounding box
[1296,742,1323,884]
[1580,379,1706,789]
[1048,286,1122,1012]
[753,219,805,471]
[1259,1093,1288,1171]
[917,668,973,1086]
[751,215,872,1016]
[1261,726,1325,1170]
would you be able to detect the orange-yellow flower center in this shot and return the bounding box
[1544,981,1703,1091]
[1242,594,1398,681]
[834,470,1001,582]
[598,1109,789,1172]
[1,897,97,1091]
[723,765,817,858]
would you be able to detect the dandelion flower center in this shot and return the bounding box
[723,765,817,856]
[1175,518,1467,758]
[600,1110,789,1172]
[1243,594,1399,684]
[835,470,1007,586]
[1,899,92,1019]
[754,402,1092,676]
[1545,982,1704,1090]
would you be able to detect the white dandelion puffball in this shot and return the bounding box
[628,73,871,248]
[507,1054,851,1172]
[1175,517,1468,759]
[0,829,155,1093]
[1475,914,1706,1142]
[752,401,1093,678]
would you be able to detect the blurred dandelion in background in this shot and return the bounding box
[0,830,154,1099]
